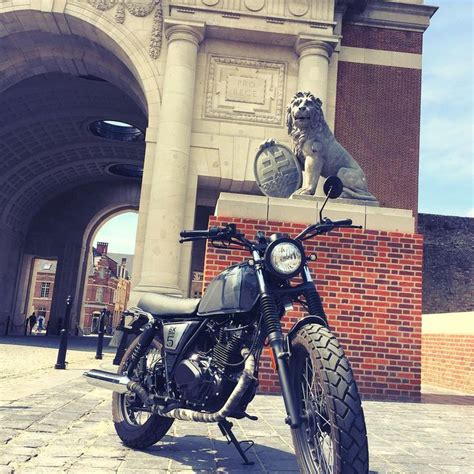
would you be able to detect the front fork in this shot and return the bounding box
[253,251,302,429]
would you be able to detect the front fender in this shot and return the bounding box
[286,315,328,347]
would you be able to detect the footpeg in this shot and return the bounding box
[244,412,258,421]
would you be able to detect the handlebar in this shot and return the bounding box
[329,218,353,226]
[180,227,220,238]
[180,219,361,247]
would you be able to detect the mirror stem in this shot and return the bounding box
[319,186,333,223]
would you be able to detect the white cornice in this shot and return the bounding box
[345,0,438,32]
[339,46,422,69]
[168,2,338,46]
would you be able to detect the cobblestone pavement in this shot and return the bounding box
[0,337,473,473]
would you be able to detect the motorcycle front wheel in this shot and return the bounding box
[112,338,174,449]
[290,323,368,474]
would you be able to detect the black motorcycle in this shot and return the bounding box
[84,176,369,473]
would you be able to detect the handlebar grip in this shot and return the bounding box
[179,227,220,238]
[332,219,353,226]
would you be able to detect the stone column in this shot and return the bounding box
[0,225,24,335]
[133,21,205,297]
[295,36,338,115]
[48,240,83,334]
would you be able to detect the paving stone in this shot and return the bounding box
[1,337,474,474]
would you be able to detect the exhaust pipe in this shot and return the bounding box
[83,348,255,424]
[83,369,131,394]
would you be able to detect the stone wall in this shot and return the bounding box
[203,215,423,401]
[418,214,474,313]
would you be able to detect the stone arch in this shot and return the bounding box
[76,206,139,332]
[0,4,162,333]
[0,6,162,115]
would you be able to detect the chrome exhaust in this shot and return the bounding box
[83,369,131,394]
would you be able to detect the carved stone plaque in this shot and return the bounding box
[226,76,266,104]
[254,140,302,198]
[205,55,286,125]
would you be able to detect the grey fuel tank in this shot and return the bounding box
[197,263,259,316]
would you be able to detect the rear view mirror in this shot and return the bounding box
[323,176,343,199]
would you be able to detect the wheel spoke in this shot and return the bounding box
[297,353,334,473]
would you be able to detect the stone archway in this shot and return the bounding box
[76,206,139,334]
[0,5,160,334]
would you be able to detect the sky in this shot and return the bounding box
[419,0,473,217]
[95,0,473,254]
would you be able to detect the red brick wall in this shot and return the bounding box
[341,24,423,53]
[204,216,423,401]
[335,62,421,212]
[422,334,474,394]
[336,25,423,213]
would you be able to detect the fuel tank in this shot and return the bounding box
[197,263,259,316]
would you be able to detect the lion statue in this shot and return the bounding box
[287,91,378,202]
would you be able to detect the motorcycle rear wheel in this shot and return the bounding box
[112,338,174,449]
[290,323,368,474]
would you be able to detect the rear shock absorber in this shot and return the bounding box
[126,325,158,377]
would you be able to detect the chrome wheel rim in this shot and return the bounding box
[294,350,335,473]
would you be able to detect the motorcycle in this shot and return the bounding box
[84,176,369,473]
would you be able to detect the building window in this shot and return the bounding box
[96,287,104,302]
[37,307,47,317]
[40,282,51,298]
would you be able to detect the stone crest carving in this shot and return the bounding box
[288,0,310,17]
[287,91,378,202]
[88,0,163,59]
[205,55,286,125]
[254,140,302,198]
[244,0,265,12]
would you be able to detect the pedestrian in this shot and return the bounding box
[27,312,37,335]
[37,314,45,332]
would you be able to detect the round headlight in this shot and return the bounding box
[266,240,303,277]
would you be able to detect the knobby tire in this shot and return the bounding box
[290,323,368,474]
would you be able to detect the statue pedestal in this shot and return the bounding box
[215,192,414,233]
[205,193,422,401]
[291,193,380,208]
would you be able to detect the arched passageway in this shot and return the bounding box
[0,7,158,334]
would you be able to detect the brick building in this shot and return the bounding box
[81,242,132,333]
[25,259,57,332]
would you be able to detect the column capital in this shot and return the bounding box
[164,20,206,47]
[295,35,339,60]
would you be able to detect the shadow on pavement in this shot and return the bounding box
[421,393,474,405]
[0,335,115,353]
[137,434,298,471]
[135,435,380,472]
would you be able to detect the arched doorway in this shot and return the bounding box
[0,7,159,335]
[78,210,138,335]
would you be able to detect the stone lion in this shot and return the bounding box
[287,91,377,202]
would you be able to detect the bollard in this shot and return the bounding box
[95,310,106,360]
[54,295,73,370]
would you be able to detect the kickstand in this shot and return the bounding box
[218,419,254,465]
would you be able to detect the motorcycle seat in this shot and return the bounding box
[138,293,201,318]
